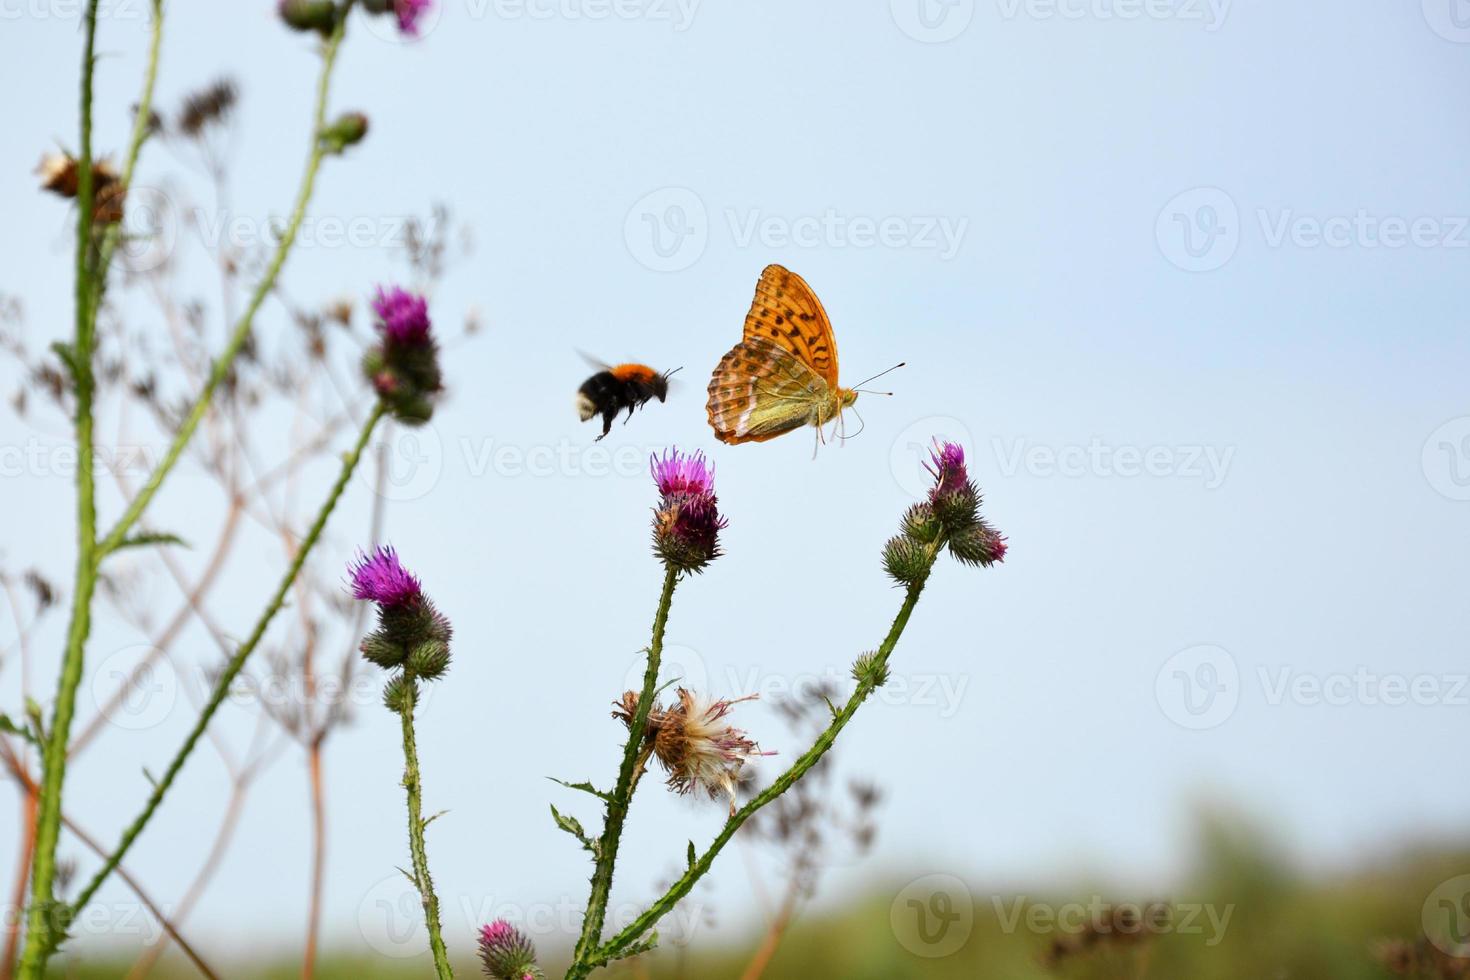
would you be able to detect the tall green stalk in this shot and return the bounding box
[571,566,680,967]
[395,677,454,979]
[568,542,942,978]
[19,3,105,972]
[69,405,385,921]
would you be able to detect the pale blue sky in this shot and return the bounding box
[3,0,1469,964]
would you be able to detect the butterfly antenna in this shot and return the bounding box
[852,362,906,392]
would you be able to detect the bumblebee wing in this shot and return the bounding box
[577,350,614,374]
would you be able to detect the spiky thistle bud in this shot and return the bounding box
[277,0,338,34]
[852,650,890,688]
[383,673,417,714]
[924,439,983,534]
[901,501,942,544]
[320,111,369,154]
[348,546,453,696]
[882,534,928,586]
[948,523,1008,568]
[363,286,443,424]
[478,920,543,980]
[650,449,727,574]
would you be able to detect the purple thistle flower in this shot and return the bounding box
[348,546,421,607]
[924,439,969,499]
[478,920,541,980]
[651,448,714,498]
[394,0,432,35]
[371,286,432,347]
[651,448,726,573]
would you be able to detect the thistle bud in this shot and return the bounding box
[851,650,890,689]
[478,920,543,980]
[948,523,1008,568]
[348,547,453,699]
[277,0,338,34]
[924,440,983,534]
[320,111,369,154]
[901,501,942,544]
[881,534,928,586]
[363,286,443,424]
[650,449,727,574]
[382,673,417,714]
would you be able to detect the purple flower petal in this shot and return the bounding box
[348,545,421,606]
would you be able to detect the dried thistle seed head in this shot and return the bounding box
[177,78,238,137]
[648,689,770,809]
[881,535,927,586]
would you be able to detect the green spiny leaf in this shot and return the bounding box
[0,713,38,746]
[550,804,598,857]
[112,531,188,553]
[548,777,612,803]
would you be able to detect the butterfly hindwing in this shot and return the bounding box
[707,336,836,444]
[741,265,840,388]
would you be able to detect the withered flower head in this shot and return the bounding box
[617,688,771,811]
[177,78,238,138]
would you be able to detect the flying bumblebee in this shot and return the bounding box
[576,357,681,440]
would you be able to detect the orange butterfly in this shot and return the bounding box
[707,265,898,451]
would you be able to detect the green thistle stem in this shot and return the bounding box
[396,677,454,979]
[18,3,105,973]
[571,566,680,969]
[585,542,943,972]
[65,405,385,924]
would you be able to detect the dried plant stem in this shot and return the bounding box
[1,787,37,980]
[18,3,105,972]
[395,680,454,979]
[572,566,680,969]
[97,1,355,558]
[582,544,942,974]
[66,405,385,922]
[302,736,326,980]
[737,879,801,980]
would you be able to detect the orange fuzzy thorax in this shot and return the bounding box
[609,363,659,384]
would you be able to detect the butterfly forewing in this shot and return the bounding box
[741,265,840,388]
